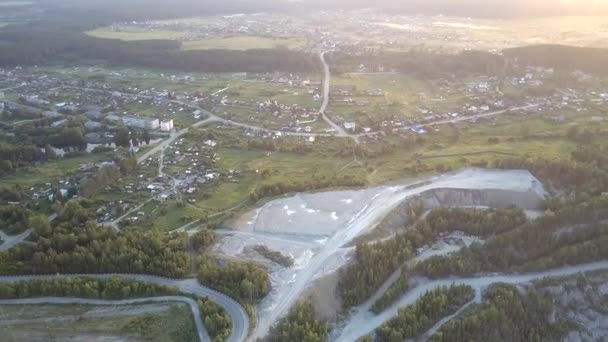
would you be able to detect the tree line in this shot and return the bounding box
[504,44,608,76]
[0,206,31,235]
[0,201,191,278]
[337,207,526,308]
[0,276,234,342]
[377,284,475,342]
[249,176,365,203]
[0,276,180,300]
[197,257,270,305]
[430,283,565,342]
[414,195,608,280]
[78,153,138,198]
[199,297,232,342]
[266,299,328,342]
[0,20,317,73]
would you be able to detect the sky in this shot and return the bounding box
[39,0,608,19]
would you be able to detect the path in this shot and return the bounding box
[0,296,210,342]
[0,230,33,252]
[334,260,608,341]
[318,52,350,139]
[0,273,249,342]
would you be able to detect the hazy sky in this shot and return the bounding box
[41,0,608,19]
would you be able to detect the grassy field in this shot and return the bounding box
[0,152,115,188]
[0,303,197,342]
[86,28,187,41]
[0,1,34,6]
[137,200,205,231]
[86,27,306,51]
[182,36,306,51]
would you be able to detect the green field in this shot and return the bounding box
[86,28,187,41]
[86,27,306,51]
[0,1,34,6]
[0,303,197,342]
[182,36,306,51]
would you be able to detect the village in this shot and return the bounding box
[1,44,608,233]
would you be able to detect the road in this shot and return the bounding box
[318,52,350,138]
[0,274,249,342]
[252,168,547,339]
[0,296,210,342]
[420,103,539,128]
[0,229,33,252]
[0,214,57,252]
[252,185,420,339]
[334,260,608,342]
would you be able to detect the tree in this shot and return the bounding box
[114,123,130,147]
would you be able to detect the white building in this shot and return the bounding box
[122,115,160,130]
[160,119,174,132]
[344,121,357,131]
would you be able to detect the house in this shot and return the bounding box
[51,119,67,128]
[86,109,107,120]
[122,115,160,130]
[344,121,357,132]
[160,119,174,132]
[410,124,427,134]
[204,140,218,148]
[84,120,102,131]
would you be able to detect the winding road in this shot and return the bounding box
[334,261,608,342]
[318,52,350,138]
[0,274,249,342]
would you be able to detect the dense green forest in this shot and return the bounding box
[0,276,179,299]
[266,299,328,342]
[197,257,270,305]
[0,201,191,277]
[377,285,475,342]
[337,207,525,308]
[504,44,608,76]
[430,283,568,341]
[0,206,31,234]
[199,297,233,342]
[415,195,608,279]
[191,229,216,253]
[330,49,506,78]
[0,23,316,73]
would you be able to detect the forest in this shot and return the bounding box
[330,49,506,78]
[415,195,608,279]
[337,207,526,308]
[0,201,191,278]
[197,257,270,305]
[0,21,316,73]
[249,176,365,202]
[504,44,608,76]
[199,297,233,342]
[376,284,475,342]
[430,283,568,341]
[266,299,328,342]
[0,206,31,235]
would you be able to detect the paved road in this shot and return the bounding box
[334,260,608,341]
[0,274,249,342]
[0,214,56,252]
[0,230,33,252]
[0,296,210,342]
